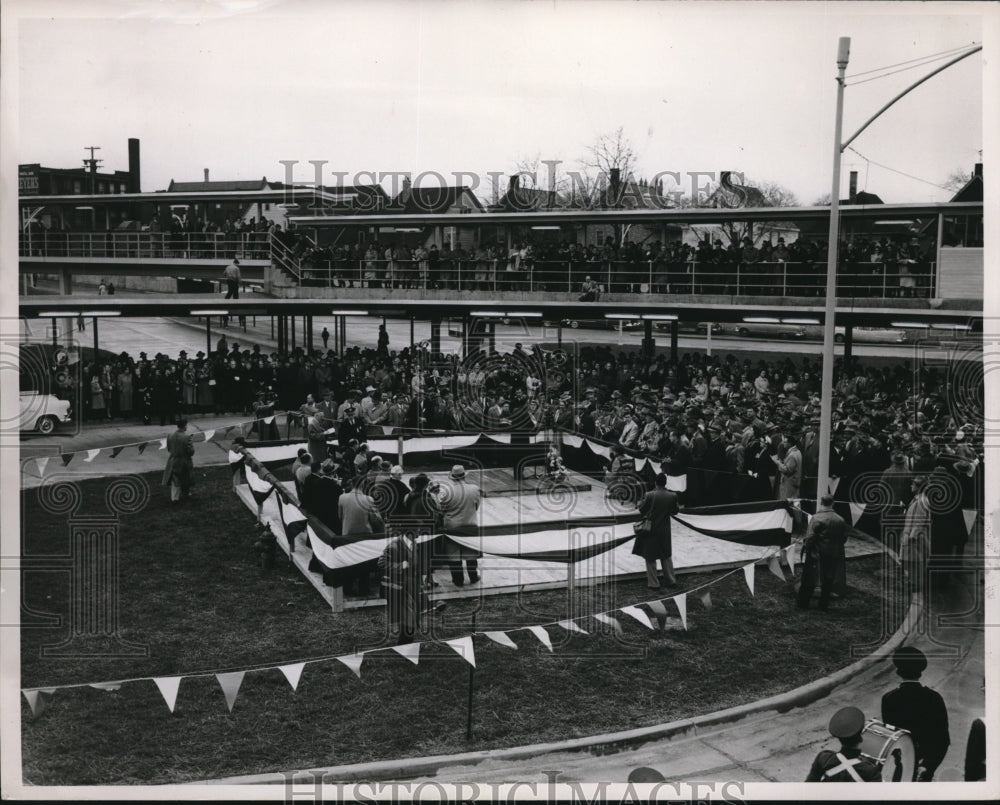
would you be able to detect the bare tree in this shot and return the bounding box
[698,176,801,246]
[942,168,972,193]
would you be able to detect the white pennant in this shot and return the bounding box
[699,590,713,610]
[648,460,662,475]
[336,653,366,678]
[153,677,181,713]
[829,477,840,495]
[767,555,785,581]
[278,663,305,691]
[83,448,101,463]
[391,643,422,664]
[216,671,245,712]
[445,636,476,667]
[484,631,518,649]
[849,502,866,526]
[89,681,122,691]
[620,605,654,630]
[673,593,688,631]
[526,625,553,652]
[34,456,49,476]
[743,563,756,596]
[228,450,242,464]
[593,613,623,636]
[963,509,977,535]
[158,437,167,450]
[202,429,216,443]
[381,425,394,435]
[784,543,800,568]
[264,415,275,425]
[635,457,648,471]
[556,620,588,635]
[22,690,44,716]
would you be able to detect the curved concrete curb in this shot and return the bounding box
[201,592,924,785]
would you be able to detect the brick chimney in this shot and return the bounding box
[974,162,982,178]
[849,171,858,203]
[127,137,140,193]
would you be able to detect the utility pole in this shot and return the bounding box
[83,146,102,194]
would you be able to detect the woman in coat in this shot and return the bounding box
[633,473,680,589]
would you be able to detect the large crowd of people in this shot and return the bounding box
[297,234,936,298]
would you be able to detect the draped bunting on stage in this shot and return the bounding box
[247,432,520,465]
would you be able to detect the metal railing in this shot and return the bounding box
[18,231,272,260]
[294,257,937,299]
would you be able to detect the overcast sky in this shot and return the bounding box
[8,0,990,204]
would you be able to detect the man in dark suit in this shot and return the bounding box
[634,473,680,589]
[881,646,950,781]
[162,417,195,503]
[338,406,365,449]
[797,494,848,610]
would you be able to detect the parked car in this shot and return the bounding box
[20,391,72,435]
[799,326,908,344]
[655,321,725,335]
[733,322,806,339]
[559,318,643,331]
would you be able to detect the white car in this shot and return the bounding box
[20,391,72,435]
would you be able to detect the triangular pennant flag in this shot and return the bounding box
[278,663,306,691]
[620,605,654,630]
[137,441,149,455]
[153,677,181,713]
[526,625,553,652]
[216,671,245,712]
[963,509,977,536]
[264,415,275,425]
[646,599,668,627]
[484,631,518,649]
[635,457,648,471]
[593,612,623,636]
[445,636,476,667]
[391,643,422,664]
[110,446,125,458]
[83,448,101,463]
[202,429,216,443]
[829,477,840,496]
[159,437,167,450]
[743,563,756,597]
[336,653,365,678]
[556,620,588,635]
[699,590,713,610]
[89,681,122,691]
[382,425,394,435]
[34,456,49,476]
[61,453,74,466]
[23,689,46,717]
[767,555,785,582]
[783,543,799,568]
[849,502,866,526]
[673,593,688,631]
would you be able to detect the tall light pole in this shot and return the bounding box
[816,37,850,501]
[815,39,980,500]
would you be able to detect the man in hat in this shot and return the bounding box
[306,413,328,464]
[338,405,365,448]
[881,646,950,781]
[805,706,881,781]
[771,432,802,501]
[797,494,848,610]
[430,465,481,586]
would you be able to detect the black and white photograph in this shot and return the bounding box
[1,0,996,801]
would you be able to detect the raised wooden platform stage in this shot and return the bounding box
[235,471,884,613]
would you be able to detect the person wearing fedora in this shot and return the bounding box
[805,706,881,782]
[882,646,950,781]
[432,465,481,586]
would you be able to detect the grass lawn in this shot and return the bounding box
[20,466,904,785]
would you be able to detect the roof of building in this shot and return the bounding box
[167,178,273,192]
[390,186,484,215]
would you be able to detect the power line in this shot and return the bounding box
[846,45,980,87]
[845,42,979,79]
[845,146,950,191]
